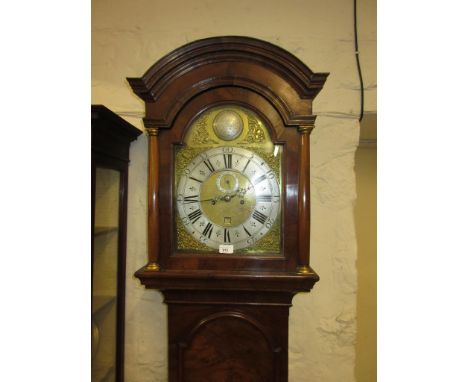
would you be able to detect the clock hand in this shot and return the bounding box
[215,185,254,203]
[199,194,236,203]
[199,195,223,204]
[231,184,255,199]
[198,184,255,204]
[199,197,215,202]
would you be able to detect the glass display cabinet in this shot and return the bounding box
[91,105,141,382]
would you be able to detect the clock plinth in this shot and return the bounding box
[129,36,328,381]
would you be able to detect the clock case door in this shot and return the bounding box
[128,37,328,382]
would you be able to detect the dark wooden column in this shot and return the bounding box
[145,125,161,271]
[297,119,315,274]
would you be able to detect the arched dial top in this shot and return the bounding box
[176,146,281,252]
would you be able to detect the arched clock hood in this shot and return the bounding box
[128,36,328,128]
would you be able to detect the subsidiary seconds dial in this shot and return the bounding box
[176,147,280,251]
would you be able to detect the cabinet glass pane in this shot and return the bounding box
[92,167,120,382]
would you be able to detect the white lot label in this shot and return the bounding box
[219,244,234,254]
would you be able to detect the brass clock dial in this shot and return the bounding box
[176,146,280,251]
[174,105,282,255]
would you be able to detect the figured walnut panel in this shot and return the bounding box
[165,292,291,381]
[181,314,277,382]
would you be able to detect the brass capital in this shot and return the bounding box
[145,262,161,271]
[298,124,315,135]
[146,127,159,137]
[298,116,317,134]
[296,265,313,274]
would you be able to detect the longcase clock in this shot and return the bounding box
[128,36,328,382]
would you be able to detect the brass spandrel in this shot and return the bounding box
[259,148,281,183]
[237,213,281,254]
[242,111,266,144]
[189,113,219,146]
[175,147,209,180]
[175,214,212,252]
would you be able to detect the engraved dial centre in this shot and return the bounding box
[200,170,255,227]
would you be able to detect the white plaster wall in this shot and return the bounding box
[92,0,375,380]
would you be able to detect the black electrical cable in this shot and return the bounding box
[354,0,364,122]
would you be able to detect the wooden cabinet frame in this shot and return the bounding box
[91,105,141,382]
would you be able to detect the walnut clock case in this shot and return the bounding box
[128,37,328,382]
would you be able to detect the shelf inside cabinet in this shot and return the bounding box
[94,226,118,236]
[92,295,116,316]
[101,366,115,382]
